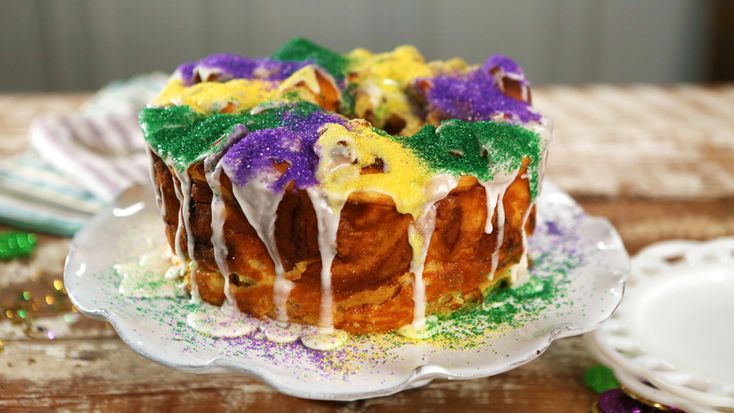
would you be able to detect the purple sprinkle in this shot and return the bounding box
[545,221,562,236]
[483,54,525,77]
[176,54,309,86]
[420,56,541,124]
[221,110,345,192]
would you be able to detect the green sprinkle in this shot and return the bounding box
[17,309,27,319]
[139,101,321,172]
[584,364,620,393]
[339,83,358,116]
[0,231,37,260]
[271,37,350,81]
[395,120,543,200]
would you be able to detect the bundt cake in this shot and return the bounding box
[139,38,551,336]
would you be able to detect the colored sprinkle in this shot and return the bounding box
[421,56,541,124]
[585,364,620,394]
[484,54,527,78]
[0,231,37,260]
[21,291,31,301]
[271,37,350,81]
[222,108,345,191]
[176,54,308,86]
[395,120,543,199]
[139,101,324,172]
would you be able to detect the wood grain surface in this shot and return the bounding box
[1,86,733,412]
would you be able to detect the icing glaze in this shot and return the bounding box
[186,303,259,338]
[115,251,184,298]
[227,170,289,321]
[306,188,344,331]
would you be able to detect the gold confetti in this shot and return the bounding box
[45,295,55,305]
[53,279,64,291]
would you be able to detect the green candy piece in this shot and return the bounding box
[271,37,350,81]
[0,231,38,260]
[584,364,620,393]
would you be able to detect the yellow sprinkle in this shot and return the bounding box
[53,279,64,291]
[428,57,469,74]
[277,65,322,97]
[152,78,276,114]
[274,65,339,110]
[45,295,55,305]
[4,310,13,319]
[316,121,431,218]
[347,45,434,134]
[348,45,433,87]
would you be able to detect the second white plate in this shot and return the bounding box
[591,237,734,409]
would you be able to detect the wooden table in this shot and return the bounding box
[1,86,733,412]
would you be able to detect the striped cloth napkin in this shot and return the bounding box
[29,110,150,203]
[0,73,168,236]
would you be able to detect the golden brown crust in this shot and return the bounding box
[150,153,536,333]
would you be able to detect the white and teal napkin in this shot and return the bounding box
[0,73,168,236]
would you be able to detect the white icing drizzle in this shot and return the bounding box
[116,251,184,298]
[171,169,200,302]
[513,198,536,285]
[407,206,437,329]
[146,150,163,211]
[259,320,303,344]
[166,169,189,283]
[227,171,292,322]
[204,163,236,308]
[397,174,458,339]
[170,171,186,261]
[305,187,345,332]
[480,170,518,235]
[300,327,348,351]
[186,303,259,338]
[484,168,521,282]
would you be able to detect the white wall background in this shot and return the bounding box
[0,0,712,91]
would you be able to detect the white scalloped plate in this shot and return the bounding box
[590,238,734,410]
[585,336,721,413]
[64,182,628,401]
